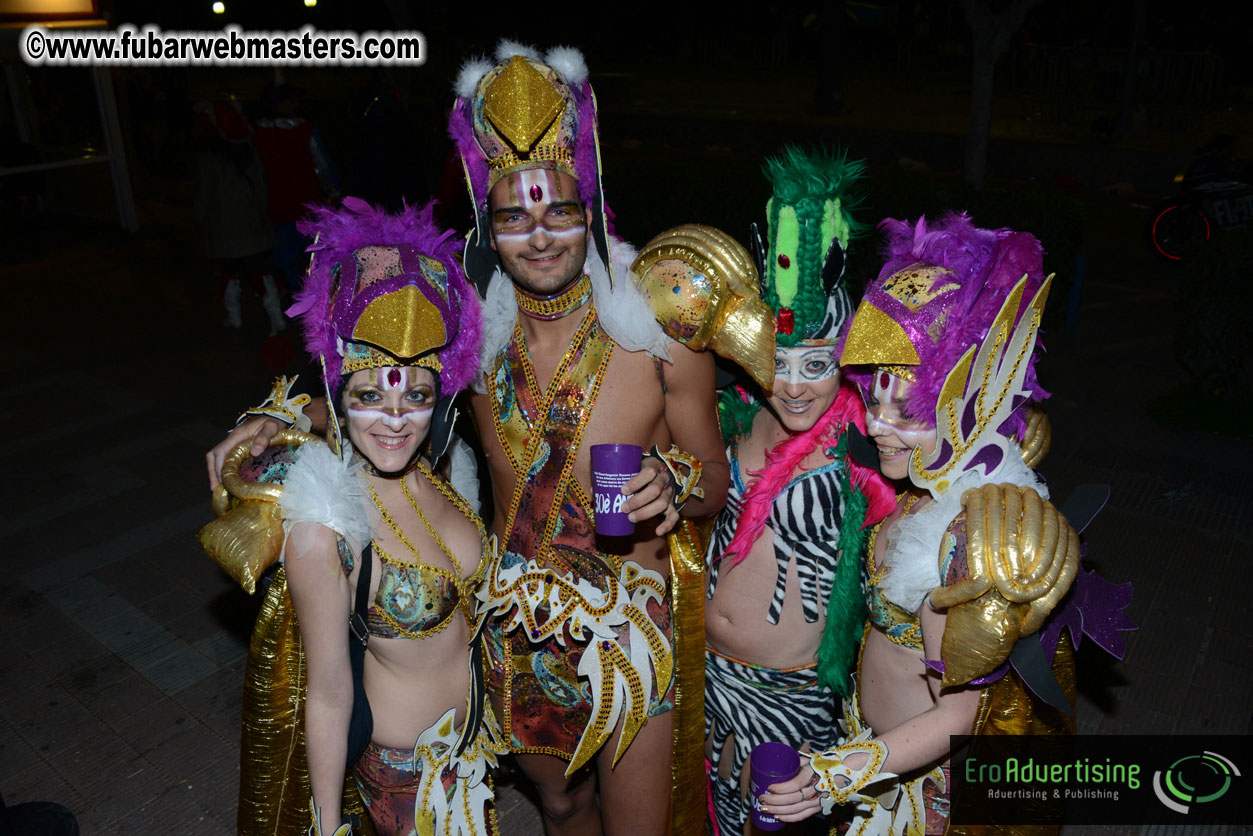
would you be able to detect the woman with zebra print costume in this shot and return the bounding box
[760,215,1132,836]
[704,148,894,836]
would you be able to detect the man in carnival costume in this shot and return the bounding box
[200,199,504,836]
[760,214,1134,835]
[448,41,761,835]
[702,148,895,836]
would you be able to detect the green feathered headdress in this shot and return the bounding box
[754,147,865,347]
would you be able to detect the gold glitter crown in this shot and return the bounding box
[475,55,578,185]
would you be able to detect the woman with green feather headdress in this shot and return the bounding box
[703,147,895,836]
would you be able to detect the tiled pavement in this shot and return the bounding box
[1,188,1249,836]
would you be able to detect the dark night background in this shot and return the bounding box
[1,2,1250,834]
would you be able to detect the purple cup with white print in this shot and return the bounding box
[749,741,801,831]
[590,443,642,536]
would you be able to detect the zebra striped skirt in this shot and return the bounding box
[705,647,841,835]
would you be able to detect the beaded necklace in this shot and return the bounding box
[515,273,591,320]
[366,472,463,580]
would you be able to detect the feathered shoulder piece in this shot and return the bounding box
[278,439,375,560]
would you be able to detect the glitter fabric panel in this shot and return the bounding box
[237,569,376,836]
[666,519,708,836]
[484,55,565,153]
[483,310,677,761]
[839,299,922,368]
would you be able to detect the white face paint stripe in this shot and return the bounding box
[517,170,554,211]
[774,346,839,386]
[865,371,935,447]
[492,225,586,242]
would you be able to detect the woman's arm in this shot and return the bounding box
[762,603,981,822]
[283,521,355,829]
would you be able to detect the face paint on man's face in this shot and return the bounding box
[490,169,587,242]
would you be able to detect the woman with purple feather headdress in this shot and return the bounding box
[757,213,1133,835]
[201,198,505,836]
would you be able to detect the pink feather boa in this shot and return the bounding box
[717,386,894,571]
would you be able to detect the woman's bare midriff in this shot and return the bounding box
[706,537,825,670]
[858,619,935,734]
[363,621,475,749]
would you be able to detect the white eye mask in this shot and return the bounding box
[491,169,587,242]
[774,346,839,387]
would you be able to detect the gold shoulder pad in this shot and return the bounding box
[930,482,1079,687]
[199,429,322,594]
[631,224,776,393]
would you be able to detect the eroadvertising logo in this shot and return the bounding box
[950,735,1251,826]
[1152,751,1240,815]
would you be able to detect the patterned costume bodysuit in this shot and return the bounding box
[704,444,847,836]
[479,310,675,768]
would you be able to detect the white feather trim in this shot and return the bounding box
[592,242,672,360]
[278,441,376,560]
[473,267,519,392]
[446,434,482,515]
[454,55,492,99]
[543,46,588,84]
[495,39,539,62]
[879,459,1049,614]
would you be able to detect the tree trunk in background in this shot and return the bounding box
[958,0,1046,189]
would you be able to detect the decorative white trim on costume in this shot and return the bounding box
[495,39,540,62]
[474,548,671,775]
[474,240,672,391]
[412,704,505,836]
[807,689,945,835]
[238,375,313,432]
[446,435,482,515]
[882,456,1047,615]
[454,56,493,98]
[543,46,588,84]
[278,441,377,559]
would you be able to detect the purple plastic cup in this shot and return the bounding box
[590,443,642,536]
[749,741,801,832]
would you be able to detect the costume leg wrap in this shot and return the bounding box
[223,276,243,328]
[260,272,287,335]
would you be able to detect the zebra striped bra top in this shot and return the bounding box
[706,444,848,625]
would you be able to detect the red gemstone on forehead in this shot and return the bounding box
[777,308,795,335]
[387,369,401,387]
[530,184,543,202]
[777,254,790,269]
[880,372,890,389]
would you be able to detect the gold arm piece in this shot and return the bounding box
[931,483,1080,686]
[201,429,322,595]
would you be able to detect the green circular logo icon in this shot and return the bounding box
[1153,752,1240,815]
